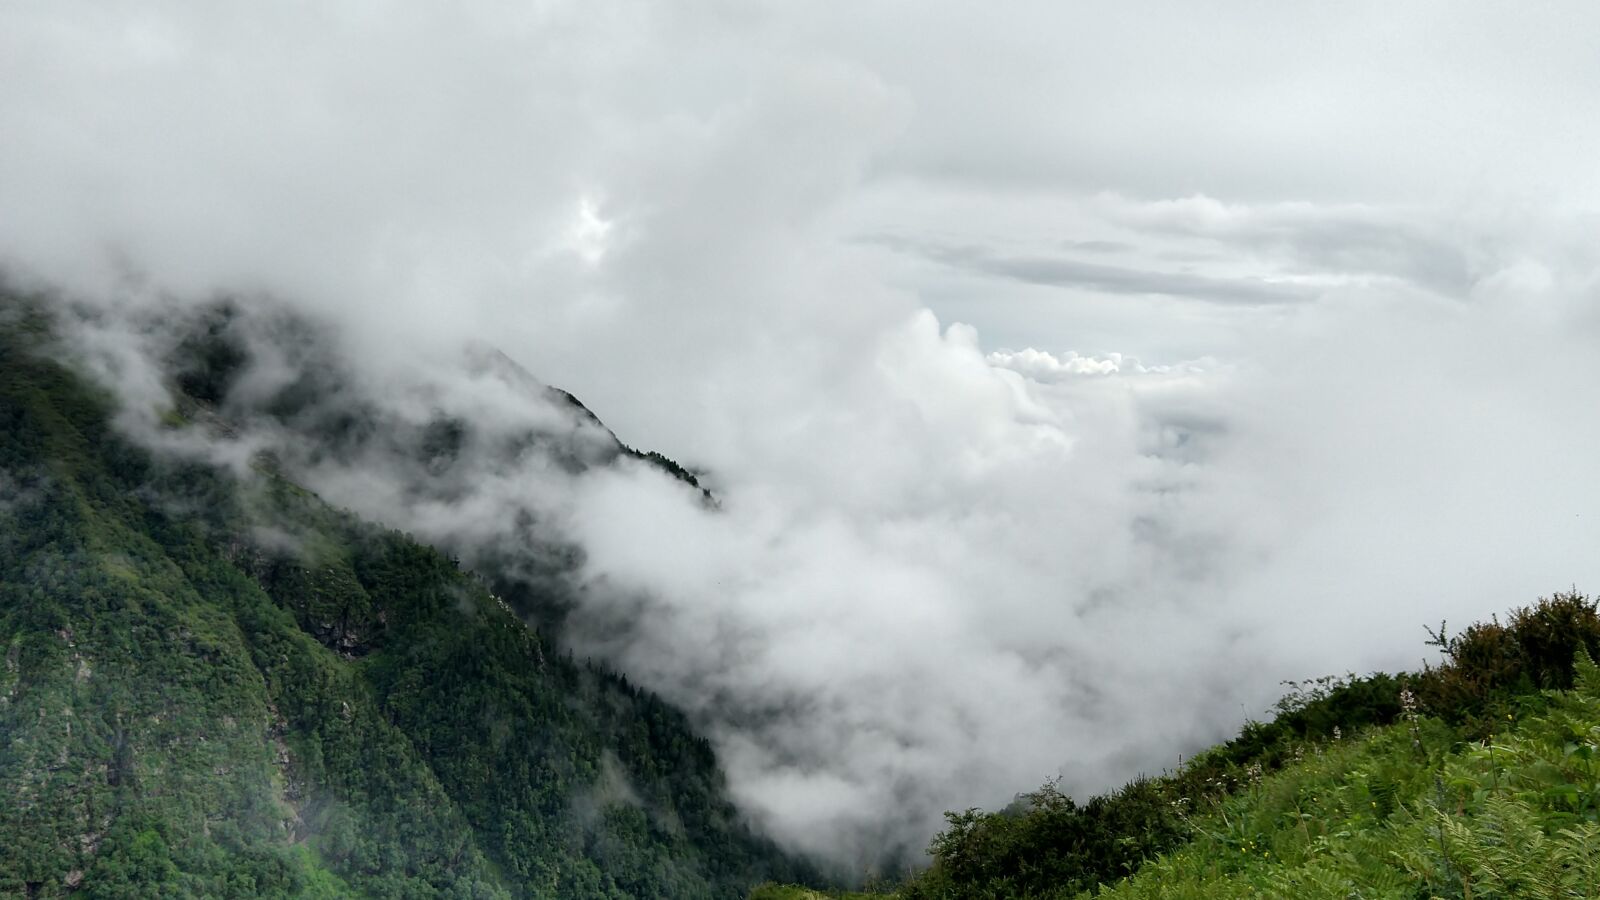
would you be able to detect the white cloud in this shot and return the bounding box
[986,347,1219,381]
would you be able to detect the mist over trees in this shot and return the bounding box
[0,297,814,897]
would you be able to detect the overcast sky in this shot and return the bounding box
[5,0,1600,868]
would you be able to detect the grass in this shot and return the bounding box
[1089,653,1600,898]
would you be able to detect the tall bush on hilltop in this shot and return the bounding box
[1416,590,1600,736]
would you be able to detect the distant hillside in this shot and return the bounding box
[0,297,811,898]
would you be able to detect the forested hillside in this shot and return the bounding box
[0,300,810,898]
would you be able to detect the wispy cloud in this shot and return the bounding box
[886,237,1315,305]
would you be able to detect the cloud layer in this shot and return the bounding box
[7,0,1600,871]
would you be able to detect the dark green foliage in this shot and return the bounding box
[902,778,1185,900]
[0,301,807,897]
[622,448,711,500]
[168,302,250,406]
[1413,591,1600,736]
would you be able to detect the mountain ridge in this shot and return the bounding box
[0,294,813,898]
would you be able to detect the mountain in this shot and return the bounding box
[0,295,812,898]
[14,287,1600,900]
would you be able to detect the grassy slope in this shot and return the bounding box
[750,589,1600,900]
[1094,656,1600,898]
[757,643,1600,900]
[0,304,806,898]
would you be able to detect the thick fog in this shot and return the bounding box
[5,1,1600,867]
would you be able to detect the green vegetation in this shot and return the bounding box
[1093,655,1600,898]
[0,302,808,897]
[756,592,1600,899]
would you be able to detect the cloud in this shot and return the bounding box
[48,288,1272,869]
[985,347,1216,381]
[1094,194,1478,296]
[7,0,1600,878]
[884,237,1315,306]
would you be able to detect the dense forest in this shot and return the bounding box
[755,592,1600,898]
[0,298,812,898]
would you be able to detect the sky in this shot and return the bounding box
[5,0,1600,868]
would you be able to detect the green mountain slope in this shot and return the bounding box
[0,302,808,898]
